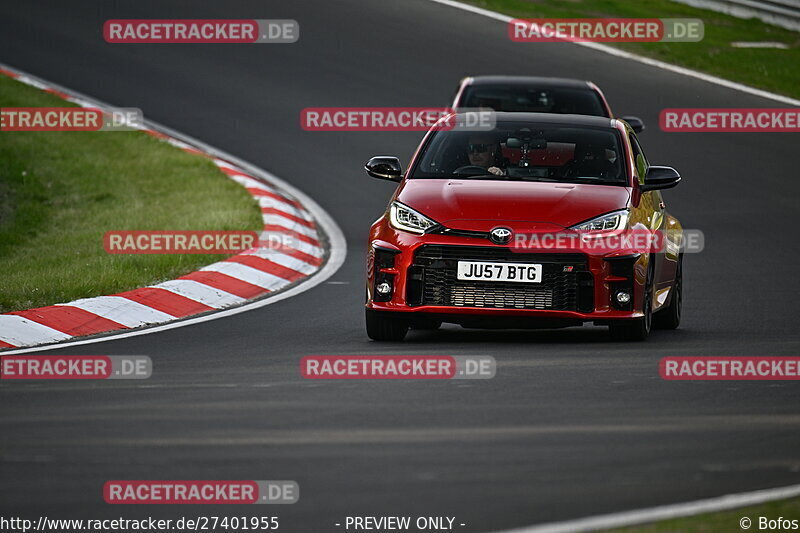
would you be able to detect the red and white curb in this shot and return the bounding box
[0,64,345,351]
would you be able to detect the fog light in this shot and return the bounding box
[615,291,631,304]
[376,282,392,295]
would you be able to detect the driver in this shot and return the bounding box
[466,134,505,176]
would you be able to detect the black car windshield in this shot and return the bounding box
[459,85,607,117]
[410,122,628,186]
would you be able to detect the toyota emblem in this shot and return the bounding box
[489,227,512,245]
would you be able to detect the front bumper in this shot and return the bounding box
[366,222,649,327]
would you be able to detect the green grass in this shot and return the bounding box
[605,495,800,532]
[0,74,262,313]
[462,0,800,100]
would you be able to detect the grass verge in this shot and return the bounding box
[0,74,262,313]
[460,0,800,100]
[606,494,800,532]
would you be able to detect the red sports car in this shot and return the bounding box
[364,113,683,341]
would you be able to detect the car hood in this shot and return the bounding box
[395,179,631,231]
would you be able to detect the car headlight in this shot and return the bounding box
[389,202,438,234]
[570,210,630,232]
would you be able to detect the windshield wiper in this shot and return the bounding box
[450,174,568,183]
[562,176,622,185]
[450,173,504,180]
[563,176,604,181]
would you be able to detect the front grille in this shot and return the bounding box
[409,245,593,312]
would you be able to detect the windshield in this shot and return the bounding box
[459,85,607,117]
[410,122,628,186]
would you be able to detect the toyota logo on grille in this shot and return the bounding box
[489,227,512,244]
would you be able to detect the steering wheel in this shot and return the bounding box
[453,165,490,175]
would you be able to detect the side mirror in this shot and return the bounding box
[365,156,403,182]
[642,166,681,192]
[621,116,645,133]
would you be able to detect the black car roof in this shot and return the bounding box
[464,76,592,89]
[464,112,617,129]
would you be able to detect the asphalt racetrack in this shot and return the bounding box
[1,1,799,531]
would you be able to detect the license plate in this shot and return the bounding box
[456,261,542,283]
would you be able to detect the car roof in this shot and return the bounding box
[463,76,593,89]
[464,111,618,129]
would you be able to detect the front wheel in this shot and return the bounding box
[365,309,409,341]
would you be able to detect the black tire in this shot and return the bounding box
[609,262,653,341]
[653,255,682,330]
[365,309,409,341]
